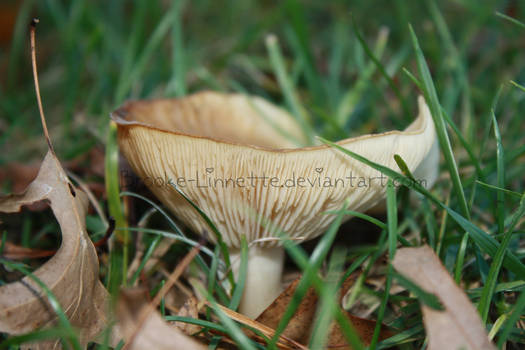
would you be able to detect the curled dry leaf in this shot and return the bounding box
[256,276,391,348]
[392,245,496,350]
[116,288,206,350]
[0,151,111,349]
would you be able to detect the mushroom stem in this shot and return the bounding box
[229,245,285,319]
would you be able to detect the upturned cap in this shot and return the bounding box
[111,91,436,248]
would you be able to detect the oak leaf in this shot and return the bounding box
[0,151,111,349]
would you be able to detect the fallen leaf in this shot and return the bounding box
[173,295,201,335]
[203,301,307,350]
[392,245,496,350]
[256,278,317,341]
[116,288,206,350]
[256,275,391,348]
[0,21,111,348]
[0,151,111,349]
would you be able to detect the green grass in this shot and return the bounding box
[1,0,525,349]
[369,179,397,349]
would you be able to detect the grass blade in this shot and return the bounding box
[408,24,470,220]
[454,233,469,283]
[124,227,216,259]
[0,328,74,349]
[268,204,365,350]
[440,107,484,180]
[337,24,389,126]
[318,137,525,277]
[166,0,187,97]
[475,181,522,199]
[269,202,348,345]
[423,198,437,248]
[113,0,149,103]
[324,209,387,230]
[369,179,397,349]
[427,0,473,141]
[392,270,444,310]
[498,290,525,346]
[350,15,410,118]
[495,11,525,29]
[478,193,525,323]
[492,111,506,234]
[377,325,424,349]
[128,235,162,285]
[308,248,346,349]
[283,0,325,105]
[115,2,179,103]
[408,23,474,283]
[121,191,185,237]
[168,182,235,287]
[106,122,128,292]
[265,34,315,144]
[510,80,525,92]
[165,315,228,333]
[199,290,258,350]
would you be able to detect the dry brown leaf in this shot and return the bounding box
[116,288,206,350]
[257,278,317,342]
[173,295,201,335]
[392,245,496,350]
[0,19,114,349]
[0,151,111,349]
[256,276,391,348]
[203,301,307,350]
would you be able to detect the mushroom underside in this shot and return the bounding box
[112,92,438,318]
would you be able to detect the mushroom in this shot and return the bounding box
[111,91,437,318]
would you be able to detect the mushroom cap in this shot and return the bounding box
[112,91,436,248]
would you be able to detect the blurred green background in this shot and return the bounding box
[0,0,523,165]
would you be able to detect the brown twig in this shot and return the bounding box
[29,18,54,153]
[93,217,116,248]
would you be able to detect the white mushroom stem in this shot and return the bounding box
[229,245,285,319]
